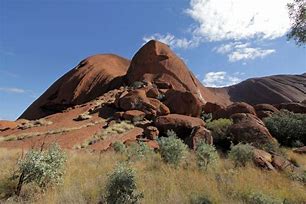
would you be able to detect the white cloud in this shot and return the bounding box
[143,33,200,49]
[202,71,242,87]
[186,0,291,41]
[214,42,275,62]
[0,87,26,93]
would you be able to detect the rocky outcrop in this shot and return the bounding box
[144,126,159,140]
[274,102,306,113]
[228,113,277,149]
[254,104,279,119]
[0,120,18,131]
[20,54,130,120]
[163,89,203,117]
[185,126,213,149]
[213,102,256,119]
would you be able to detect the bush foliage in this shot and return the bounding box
[158,134,188,166]
[112,141,126,154]
[228,143,254,167]
[206,119,233,149]
[264,110,306,147]
[105,164,143,204]
[196,142,219,171]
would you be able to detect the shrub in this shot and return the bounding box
[200,111,212,122]
[196,142,219,171]
[190,195,213,204]
[130,81,145,89]
[158,135,188,166]
[127,142,153,161]
[264,110,306,147]
[166,129,177,138]
[244,192,282,204]
[228,143,254,167]
[206,119,233,149]
[112,141,126,153]
[14,144,66,195]
[105,164,143,204]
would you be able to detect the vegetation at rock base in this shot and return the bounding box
[206,118,233,149]
[0,147,305,203]
[228,143,254,167]
[195,142,219,171]
[264,110,306,147]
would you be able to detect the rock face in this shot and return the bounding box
[20,54,130,120]
[154,114,205,139]
[254,104,279,119]
[213,102,256,119]
[228,113,277,149]
[274,102,306,113]
[164,89,203,117]
[185,126,213,149]
[0,120,18,131]
[125,40,227,106]
[222,74,306,105]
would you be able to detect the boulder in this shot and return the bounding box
[123,110,146,122]
[144,126,159,140]
[274,102,306,113]
[254,104,279,119]
[20,54,130,120]
[146,87,160,98]
[202,102,224,113]
[213,102,256,119]
[154,114,205,139]
[272,154,295,171]
[116,89,170,116]
[185,126,213,149]
[253,148,275,171]
[163,89,203,117]
[293,146,306,154]
[228,113,277,149]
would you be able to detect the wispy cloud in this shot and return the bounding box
[0,87,26,94]
[202,71,243,87]
[214,42,275,62]
[143,33,200,49]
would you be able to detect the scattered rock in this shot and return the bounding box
[123,110,146,122]
[74,112,92,121]
[254,104,279,119]
[155,114,205,139]
[293,146,306,154]
[228,113,277,149]
[274,102,306,113]
[144,126,159,140]
[185,126,213,149]
[213,102,256,120]
[253,148,275,171]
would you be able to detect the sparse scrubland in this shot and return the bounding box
[0,144,305,204]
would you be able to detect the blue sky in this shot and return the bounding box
[0,0,305,120]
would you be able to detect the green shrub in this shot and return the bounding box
[196,142,219,171]
[14,144,66,195]
[264,110,306,147]
[112,141,126,153]
[228,143,254,167]
[206,119,233,149]
[166,129,177,138]
[127,142,153,161]
[244,192,282,204]
[105,164,143,204]
[158,135,188,166]
[200,111,212,122]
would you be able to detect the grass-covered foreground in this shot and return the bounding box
[0,146,305,204]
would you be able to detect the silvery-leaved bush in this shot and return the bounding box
[15,143,66,195]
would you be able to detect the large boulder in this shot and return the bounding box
[185,126,213,149]
[20,54,130,120]
[213,102,256,119]
[274,102,306,114]
[123,110,146,122]
[154,114,205,139]
[202,102,224,113]
[163,89,203,117]
[116,89,170,116]
[254,104,279,119]
[228,113,278,149]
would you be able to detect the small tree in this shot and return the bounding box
[105,164,143,204]
[127,142,153,161]
[287,0,306,46]
[15,144,66,196]
[112,141,126,153]
[228,143,254,167]
[196,142,219,171]
[158,134,188,166]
